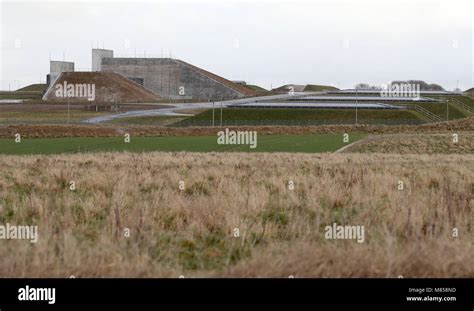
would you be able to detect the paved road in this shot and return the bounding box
[0,99,24,104]
[83,102,215,124]
[82,93,304,124]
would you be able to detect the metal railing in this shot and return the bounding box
[395,104,443,123]
[449,98,474,114]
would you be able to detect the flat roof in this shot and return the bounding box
[292,96,439,102]
[230,102,404,109]
[330,89,454,95]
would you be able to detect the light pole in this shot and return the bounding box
[355,88,358,125]
[220,96,223,127]
[446,99,449,121]
[67,97,70,125]
[212,101,215,127]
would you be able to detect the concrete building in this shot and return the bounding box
[47,60,74,87]
[98,50,256,100]
[43,48,257,102]
[92,49,114,72]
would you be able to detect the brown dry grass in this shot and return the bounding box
[0,116,473,138]
[43,72,161,102]
[0,152,473,277]
[345,132,474,154]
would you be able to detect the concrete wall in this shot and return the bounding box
[49,60,75,86]
[92,49,114,72]
[101,58,244,100]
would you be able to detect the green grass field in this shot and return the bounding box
[173,108,424,127]
[0,133,365,155]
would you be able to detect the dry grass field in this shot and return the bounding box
[344,132,474,154]
[0,152,473,277]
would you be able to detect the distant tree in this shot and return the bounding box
[355,83,371,90]
[391,80,445,91]
[427,83,445,91]
[355,83,381,90]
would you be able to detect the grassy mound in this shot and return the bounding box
[174,108,425,126]
[16,84,47,92]
[303,84,339,92]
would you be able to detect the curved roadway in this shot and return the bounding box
[82,93,304,124]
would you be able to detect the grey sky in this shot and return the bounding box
[1,0,472,91]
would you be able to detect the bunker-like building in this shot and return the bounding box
[47,60,75,86]
[94,49,256,100]
[92,49,114,72]
[43,48,256,102]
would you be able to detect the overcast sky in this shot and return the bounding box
[0,0,472,90]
